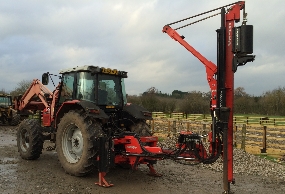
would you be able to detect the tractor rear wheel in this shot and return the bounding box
[130,121,152,137]
[17,119,43,160]
[56,110,103,176]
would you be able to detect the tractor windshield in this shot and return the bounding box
[76,72,96,102]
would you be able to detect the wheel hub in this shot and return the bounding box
[62,124,84,163]
[71,129,83,156]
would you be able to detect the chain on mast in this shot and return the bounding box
[166,1,242,30]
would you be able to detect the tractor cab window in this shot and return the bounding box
[60,73,75,103]
[76,72,96,102]
[98,74,125,106]
[121,78,127,105]
[0,96,12,107]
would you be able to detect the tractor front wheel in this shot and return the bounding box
[9,110,21,126]
[56,110,103,176]
[17,119,43,160]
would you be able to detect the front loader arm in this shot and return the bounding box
[14,79,53,111]
[162,26,217,109]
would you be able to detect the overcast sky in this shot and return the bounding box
[0,0,284,96]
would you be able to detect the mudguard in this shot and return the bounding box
[123,103,152,120]
[76,100,109,119]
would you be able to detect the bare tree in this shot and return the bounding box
[127,95,142,106]
[234,87,248,98]
[0,88,8,94]
[146,87,159,94]
[259,87,285,116]
[10,80,32,97]
[141,94,159,112]
[178,91,209,114]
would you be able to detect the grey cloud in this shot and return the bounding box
[0,0,283,96]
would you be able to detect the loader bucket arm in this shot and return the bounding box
[162,26,217,109]
[14,79,53,111]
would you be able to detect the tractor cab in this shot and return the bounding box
[58,66,128,109]
[0,94,20,126]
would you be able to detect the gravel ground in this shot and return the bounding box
[1,125,285,194]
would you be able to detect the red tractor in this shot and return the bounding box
[14,66,152,172]
[14,65,213,186]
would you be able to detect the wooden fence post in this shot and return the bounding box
[168,120,171,137]
[234,125,237,147]
[173,120,177,135]
[260,126,267,153]
[241,124,246,151]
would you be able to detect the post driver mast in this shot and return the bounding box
[163,1,255,192]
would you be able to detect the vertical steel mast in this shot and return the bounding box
[163,1,255,193]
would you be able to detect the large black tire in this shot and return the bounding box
[9,110,21,126]
[56,110,103,176]
[17,119,43,160]
[130,121,152,137]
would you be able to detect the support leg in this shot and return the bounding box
[147,164,162,177]
[95,172,114,187]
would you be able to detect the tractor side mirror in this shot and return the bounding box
[42,73,49,85]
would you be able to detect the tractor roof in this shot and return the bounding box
[0,94,11,97]
[59,65,100,74]
[59,65,128,78]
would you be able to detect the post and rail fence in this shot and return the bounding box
[150,112,285,158]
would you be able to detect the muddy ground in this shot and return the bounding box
[1,125,285,194]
